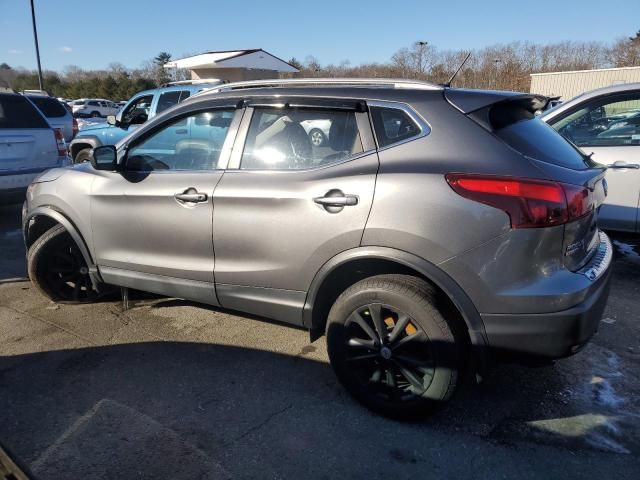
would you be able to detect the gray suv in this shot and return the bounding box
[23,79,613,418]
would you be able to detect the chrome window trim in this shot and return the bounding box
[366,100,431,151]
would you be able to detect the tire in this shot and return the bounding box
[74,148,92,164]
[326,274,464,419]
[28,225,98,304]
[308,128,326,147]
[91,111,101,118]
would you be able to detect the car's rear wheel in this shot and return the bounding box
[74,148,92,164]
[326,274,464,419]
[28,225,98,303]
[308,128,326,147]
[91,111,101,118]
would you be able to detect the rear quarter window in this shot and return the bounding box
[0,94,49,129]
[28,96,67,118]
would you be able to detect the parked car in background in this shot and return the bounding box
[542,83,640,232]
[24,79,612,418]
[71,99,119,118]
[1,91,70,204]
[27,93,78,142]
[68,79,223,162]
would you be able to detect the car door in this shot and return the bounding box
[547,91,640,232]
[91,104,243,304]
[212,100,378,323]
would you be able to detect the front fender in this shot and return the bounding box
[23,206,101,287]
[69,135,102,158]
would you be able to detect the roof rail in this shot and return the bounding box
[205,77,442,93]
[160,78,226,87]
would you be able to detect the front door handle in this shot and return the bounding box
[174,188,208,203]
[608,160,640,170]
[313,189,359,213]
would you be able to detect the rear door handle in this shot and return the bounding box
[175,129,188,134]
[314,195,358,206]
[174,188,208,203]
[313,189,359,213]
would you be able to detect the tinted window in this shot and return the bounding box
[370,106,421,148]
[241,108,363,170]
[0,94,49,129]
[88,101,100,106]
[28,96,67,118]
[179,90,191,101]
[496,118,588,170]
[126,109,235,171]
[550,94,640,147]
[155,91,182,114]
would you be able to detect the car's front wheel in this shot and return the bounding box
[326,274,465,418]
[28,225,99,303]
[74,148,92,164]
[91,111,101,118]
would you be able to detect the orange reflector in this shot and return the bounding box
[405,322,417,335]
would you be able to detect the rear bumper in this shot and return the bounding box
[481,231,613,359]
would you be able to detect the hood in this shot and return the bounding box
[78,122,114,134]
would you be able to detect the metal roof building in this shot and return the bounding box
[164,49,299,83]
[530,66,640,100]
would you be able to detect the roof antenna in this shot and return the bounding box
[442,52,471,88]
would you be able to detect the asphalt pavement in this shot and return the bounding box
[1,203,639,479]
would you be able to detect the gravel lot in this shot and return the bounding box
[1,203,639,479]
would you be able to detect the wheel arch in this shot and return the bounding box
[69,136,101,160]
[303,247,488,349]
[23,206,100,287]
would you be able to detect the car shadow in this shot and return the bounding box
[0,332,636,479]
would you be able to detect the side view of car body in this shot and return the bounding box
[23,79,612,418]
[1,92,70,204]
[68,80,223,163]
[542,82,640,232]
[71,99,118,118]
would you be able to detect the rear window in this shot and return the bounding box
[28,96,67,118]
[485,102,588,170]
[495,118,589,170]
[0,94,49,129]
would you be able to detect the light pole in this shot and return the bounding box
[493,58,501,89]
[30,0,44,91]
[415,41,428,76]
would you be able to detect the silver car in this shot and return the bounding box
[541,82,640,232]
[23,79,613,418]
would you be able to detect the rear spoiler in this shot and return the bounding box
[445,89,549,131]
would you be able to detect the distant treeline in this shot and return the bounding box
[1,33,638,100]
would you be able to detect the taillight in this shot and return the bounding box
[72,117,79,138]
[446,174,593,228]
[53,128,67,157]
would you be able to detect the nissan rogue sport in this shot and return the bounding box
[22,79,613,418]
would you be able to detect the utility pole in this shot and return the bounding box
[29,0,44,91]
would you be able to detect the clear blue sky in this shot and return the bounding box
[1,0,638,71]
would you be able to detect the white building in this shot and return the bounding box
[530,66,640,100]
[164,49,299,83]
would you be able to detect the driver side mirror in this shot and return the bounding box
[106,115,117,126]
[90,145,119,171]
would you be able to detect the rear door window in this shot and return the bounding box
[240,107,363,170]
[28,96,67,118]
[0,94,49,129]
